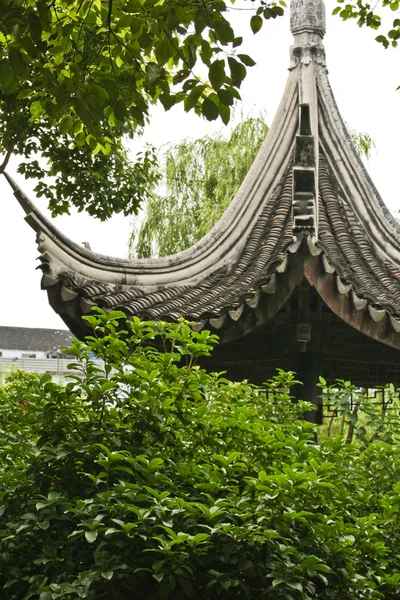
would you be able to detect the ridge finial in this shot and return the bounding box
[290,0,326,41]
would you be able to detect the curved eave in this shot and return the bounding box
[6,73,299,290]
[47,247,308,343]
[42,160,302,339]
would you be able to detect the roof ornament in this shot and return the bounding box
[289,0,326,68]
[289,1,326,245]
[290,0,326,41]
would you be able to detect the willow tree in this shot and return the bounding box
[131,115,269,258]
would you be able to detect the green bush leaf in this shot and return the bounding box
[85,530,98,543]
[101,570,114,580]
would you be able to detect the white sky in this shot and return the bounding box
[1,3,399,329]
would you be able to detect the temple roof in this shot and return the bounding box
[5,0,400,349]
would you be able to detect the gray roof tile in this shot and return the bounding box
[0,326,73,352]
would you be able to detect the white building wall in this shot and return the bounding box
[0,349,48,359]
[0,357,83,383]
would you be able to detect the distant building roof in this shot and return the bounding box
[0,326,73,352]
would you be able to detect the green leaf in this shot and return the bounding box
[237,54,256,67]
[146,63,163,84]
[28,13,42,43]
[45,99,57,119]
[37,3,51,31]
[101,571,114,580]
[179,578,194,597]
[30,100,44,118]
[101,380,116,393]
[302,555,321,568]
[149,457,164,469]
[250,15,263,33]
[86,134,98,151]
[85,530,98,543]
[173,69,190,84]
[288,582,303,591]
[185,42,197,69]
[59,115,73,134]
[184,85,204,111]
[200,39,212,65]
[0,60,13,87]
[159,93,177,110]
[93,86,109,106]
[217,88,234,106]
[155,39,174,66]
[213,20,235,44]
[159,575,176,599]
[376,34,389,47]
[228,57,246,87]
[9,48,27,75]
[20,35,38,58]
[209,60,225,90]
[191,533,210,544]
[219,103,230,125]
[129,17,143,33]
[124,0,143,12]
[202,97,219,121]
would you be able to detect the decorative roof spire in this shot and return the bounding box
[290,0,326,41]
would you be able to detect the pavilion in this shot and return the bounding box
[5,0,400,422]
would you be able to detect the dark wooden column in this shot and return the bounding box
[295,351,322,424]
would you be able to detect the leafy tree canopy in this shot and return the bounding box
[1,310,400,599]
[0,0,285,219]
[334,0,400,49]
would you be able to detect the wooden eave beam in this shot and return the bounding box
[304,254,400,350]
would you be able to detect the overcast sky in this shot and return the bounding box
[1,3,399,330]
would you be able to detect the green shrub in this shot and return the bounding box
[0,310,399,599]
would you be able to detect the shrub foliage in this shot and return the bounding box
[1,310,400,599]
